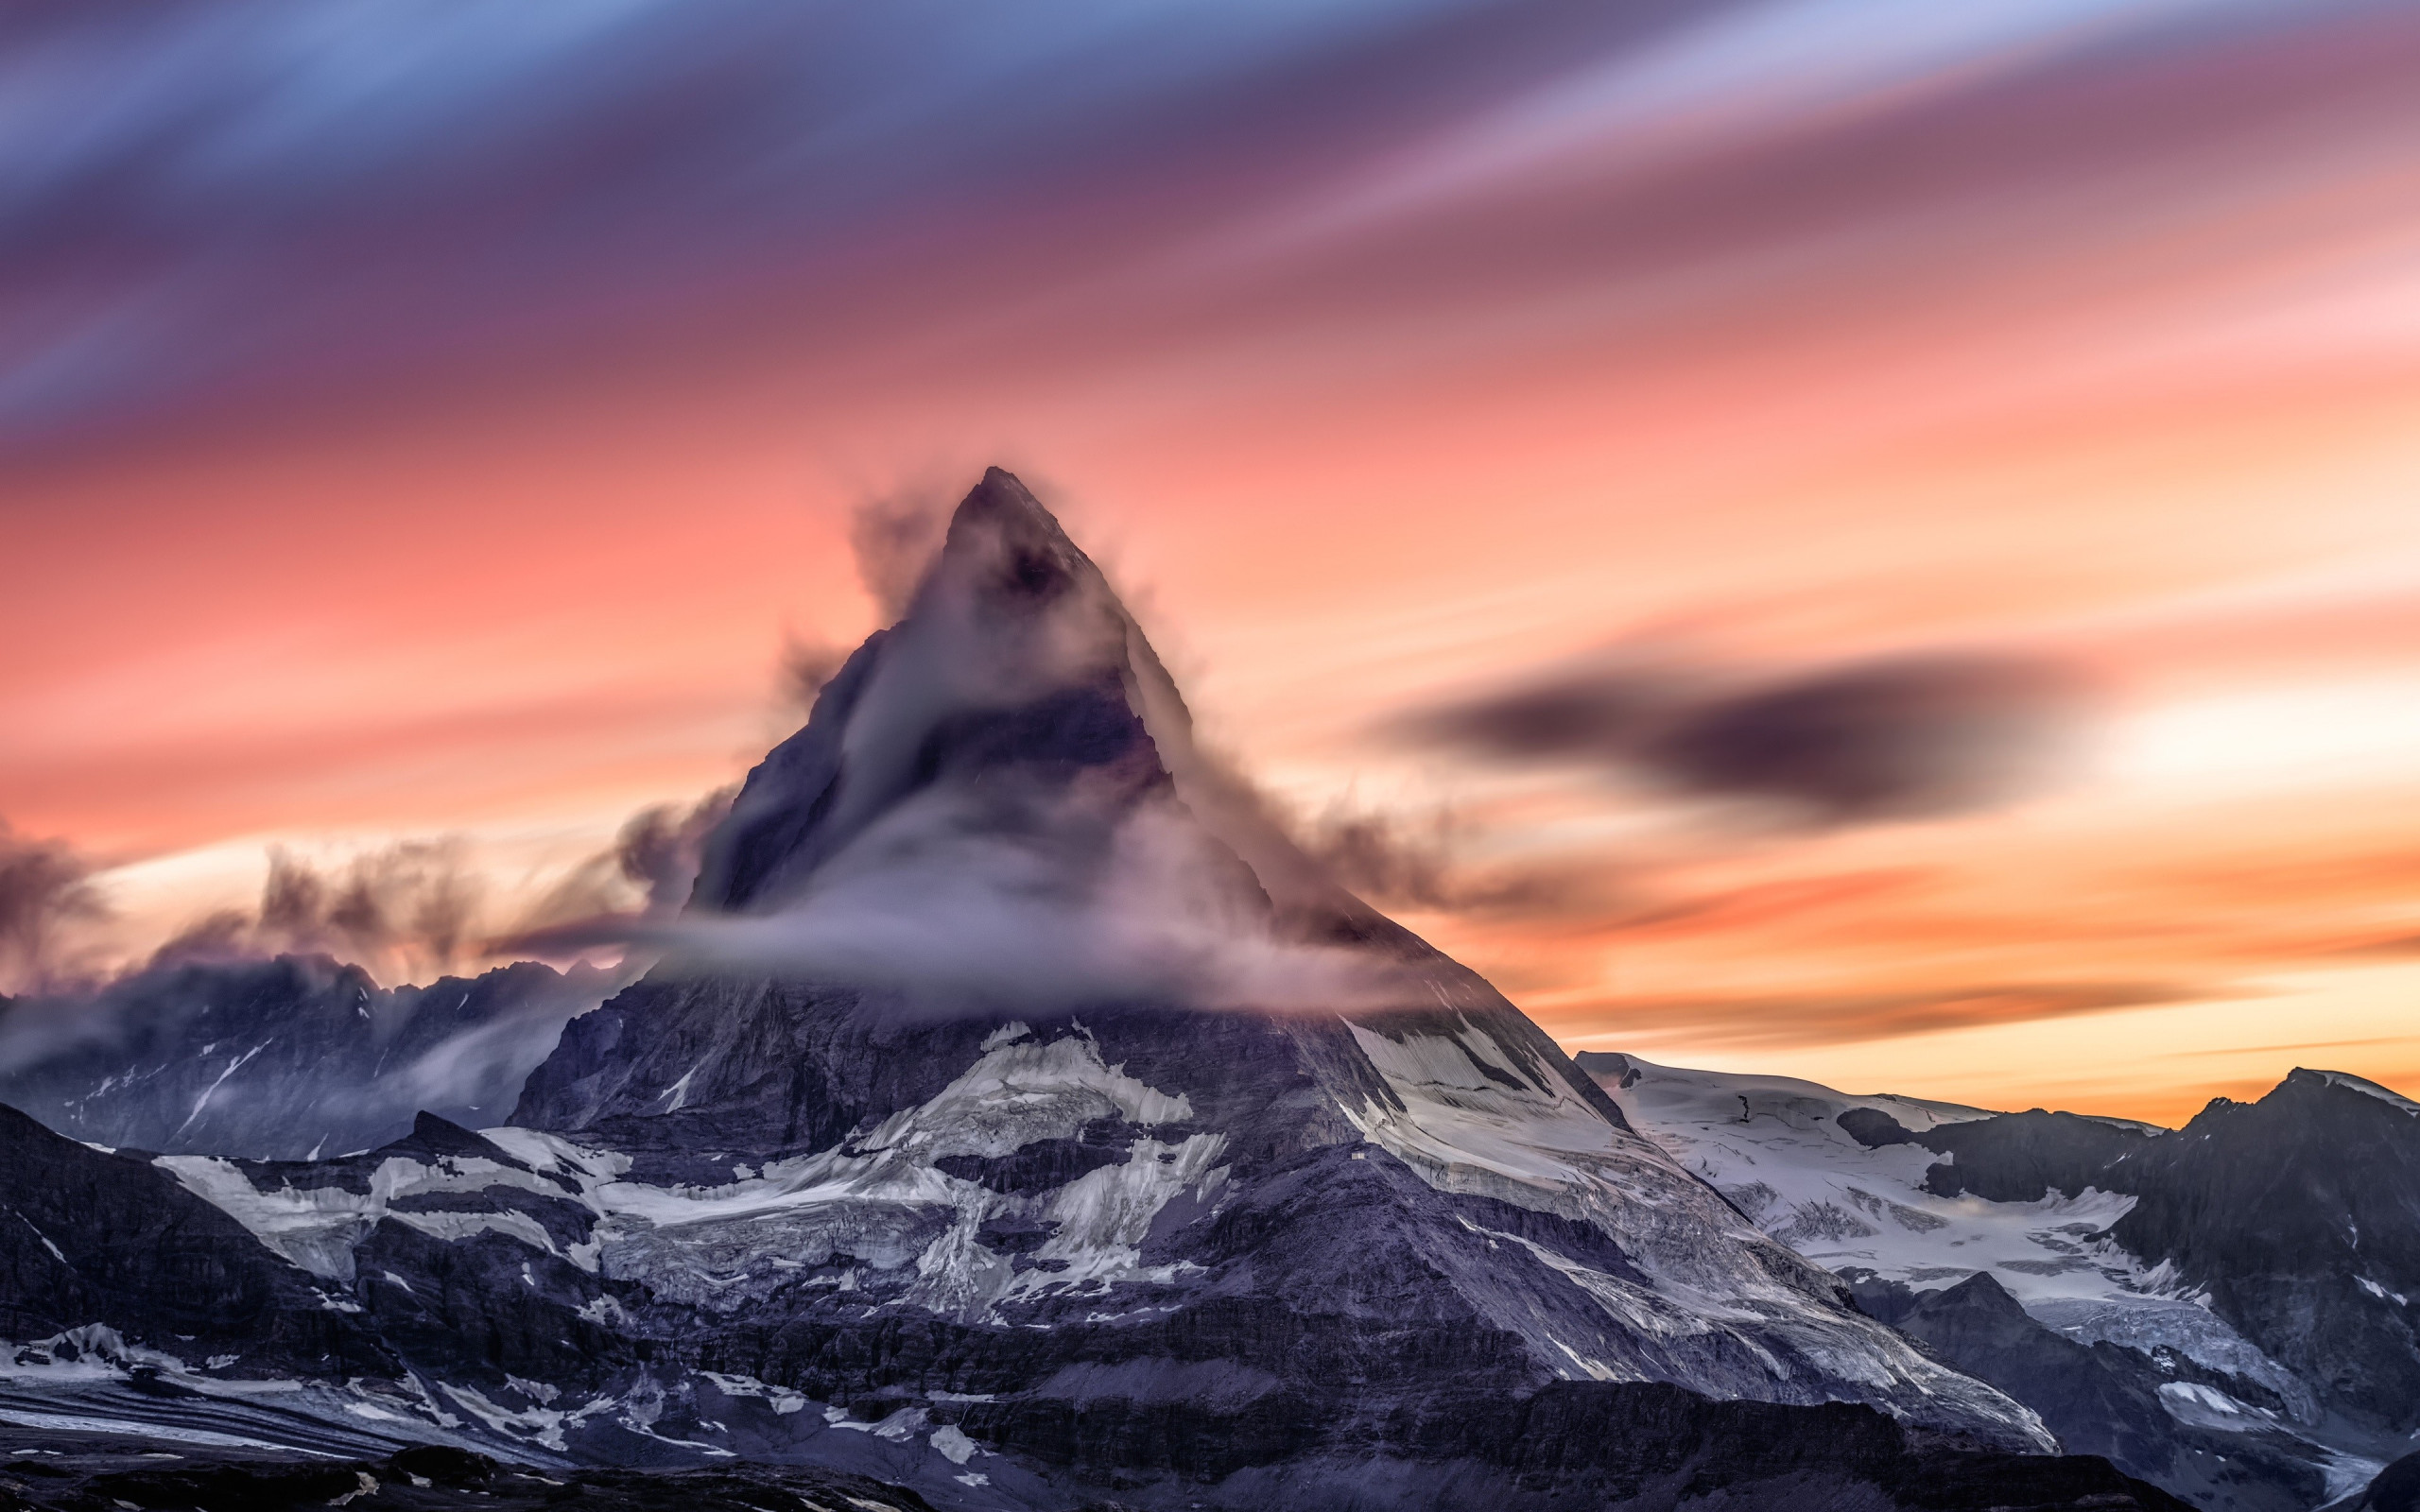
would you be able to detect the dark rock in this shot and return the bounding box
[934,1119,1140,1194]
[351,1219,632,1395]
[1572,1049,1643,1089]
[1886,1273,2326,1512]
[1914,1108,2154,1201]
[1838,1106,1917,1147]
[2349,1449,2420,1512]
[0,1102,394,1379]
[385,1444,497,1486]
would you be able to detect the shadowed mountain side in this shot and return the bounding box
[2106,1072,2420,1437]
[1588,1050,2420,1511]
[1858,1273,2328,1511]
[2347,1451,2420,1512]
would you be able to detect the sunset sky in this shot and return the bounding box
[6,0,2419,1125]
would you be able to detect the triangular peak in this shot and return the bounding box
[692,467,1353,927]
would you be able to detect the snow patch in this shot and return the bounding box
[2158,1381,2263,1419]
[1590,1057,2159,1309]
[700,1372,809,1415]
[160,1151,601,1280]
[930,1423,980,1463]
[1341,1018,2051,1443]
[2312,1071,2420,1116]
[171,1043,267,1140]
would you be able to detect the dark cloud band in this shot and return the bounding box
[1405,652,2097,824]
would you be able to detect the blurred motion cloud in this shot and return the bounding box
[1404,652,2099,824]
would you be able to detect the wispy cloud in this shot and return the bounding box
[0,819,108,993]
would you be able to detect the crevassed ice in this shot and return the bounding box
[584,1026,1225,1321]
[2032,1297,2311,1421]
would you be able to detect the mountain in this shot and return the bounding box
[1582,1050,2420,1510]
[0,956,609,1159]
[0,469,2187,1511]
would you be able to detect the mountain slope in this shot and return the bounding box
[2108,1071,2420,1437]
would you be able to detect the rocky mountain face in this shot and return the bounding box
[0,956,608,1159]
[1583,1050,2420,1511]
[0,471,2193,1511]
[2105,1074,2420,1438]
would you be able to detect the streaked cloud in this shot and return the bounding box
[3,0,2417,1118]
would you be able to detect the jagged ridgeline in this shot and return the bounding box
[0,470,2187,1512]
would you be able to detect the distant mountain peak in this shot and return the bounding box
[500,470,2056,1473]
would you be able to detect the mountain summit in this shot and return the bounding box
[690,465,1352,931]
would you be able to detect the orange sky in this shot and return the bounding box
[5,0,2419,1126]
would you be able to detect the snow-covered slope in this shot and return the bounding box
[1578,1052,2157,1308]
[1584,1051,2409,1511]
